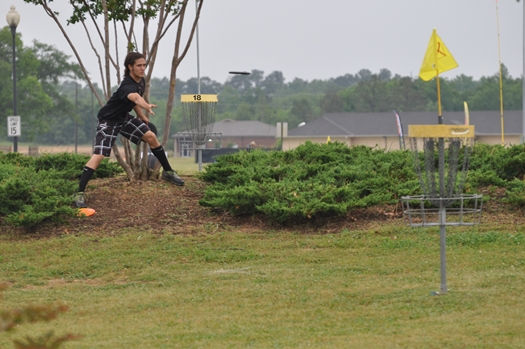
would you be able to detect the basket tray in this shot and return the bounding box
[401,194,483,227]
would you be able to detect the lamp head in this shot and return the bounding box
[6,5,20,28]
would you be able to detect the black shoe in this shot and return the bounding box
[162,170,185,186]
[74,192,87,208]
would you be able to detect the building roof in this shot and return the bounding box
[174,119,276,138]
[288,111,523,137]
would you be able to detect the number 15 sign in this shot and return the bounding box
[7,116,21,137]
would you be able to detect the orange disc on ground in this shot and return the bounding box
[77,208,96,217]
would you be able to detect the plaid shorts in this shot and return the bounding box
[94,114,151,157]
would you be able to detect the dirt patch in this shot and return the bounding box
[3,176,524,237]
[2,176,406,237]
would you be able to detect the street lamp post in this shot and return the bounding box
[6,5,20,153]
[522,0,525,142]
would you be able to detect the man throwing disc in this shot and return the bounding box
[74,52,184,208]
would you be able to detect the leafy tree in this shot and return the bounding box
[414,76,462,112]
[346,75,390,112]
[35,82,101,145]
[450,74,480,93]
[227,69,264,91]
[468,65,522,111]
[501,77,523,111]
[357,69,373,82]
[290,98,316,124]
[320,90,344,113]
[183,76,222,94]
[0,28,82,141]
[287,77,310,93]
[378,68,392,81]
[144,66,523,129]
[24,0,205,181]
[234,102,256,120]
[208,65,515,124]
[261,71,285,95]
[469,74,502,110]
[329,73,358,89]
[387,77,427,112]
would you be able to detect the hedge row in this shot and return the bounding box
[0,152,122,228]
[199,141,525,224]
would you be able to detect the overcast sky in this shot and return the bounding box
[7,0,524,86]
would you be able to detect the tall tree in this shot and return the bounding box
[319,90,344,113]
[24,0,204,180]
[378,68,392,81]
[0,28,80,141]
[469,65,522,111]
[261,71,285,95]
[348,75,390,112]
[290,97,316,124]
[383,77,427,112]
[184,76,221,94]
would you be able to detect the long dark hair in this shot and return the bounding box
[124,52,145,77]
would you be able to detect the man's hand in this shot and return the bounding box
[145,104,157,115]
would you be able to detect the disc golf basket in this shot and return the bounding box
[401,124,483,295]
[181,94,218,171]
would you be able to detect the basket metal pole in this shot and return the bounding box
[195,0,203,172]
[438,138,445,198]
[439,202,448,295]
[420,197,426,225]
[198,108,203,172]
[438,138,448,294]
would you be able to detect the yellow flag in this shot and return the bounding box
[419,29,458,81]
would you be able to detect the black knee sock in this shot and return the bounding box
[151,145,172,171]
[79,166,95,192]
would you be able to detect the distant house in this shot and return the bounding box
[285,111,523,151]
[172,119,277,158]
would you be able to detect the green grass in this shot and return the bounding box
[1,224,525,348]
[169,157,205,175]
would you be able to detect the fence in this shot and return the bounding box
[0,145,39,156]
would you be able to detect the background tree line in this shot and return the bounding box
[1,27,523,148]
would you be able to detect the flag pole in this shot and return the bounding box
[522,0,525,144]
[432,29,444,125]
[436,75,443,125]
[496,0,505,145]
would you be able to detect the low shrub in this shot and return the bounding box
[0,166,77,227]
[199,142,525,224]
[34,152,122,180]
[503,178,525,207]
[199,142,420,224]
[0,152,122,228]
